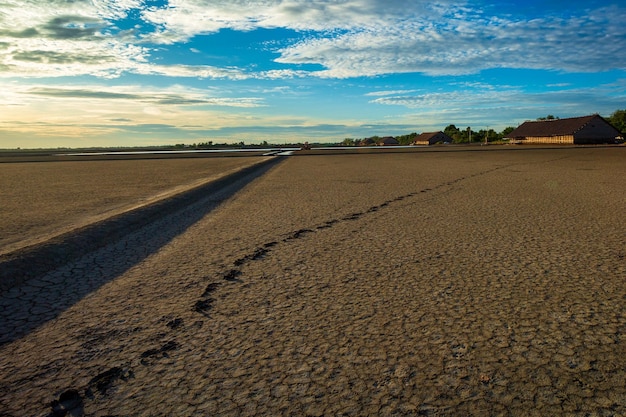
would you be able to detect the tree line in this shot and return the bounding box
[340,109,626,146]
[172,109,625,149]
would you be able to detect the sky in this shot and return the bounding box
[1,0,625,148]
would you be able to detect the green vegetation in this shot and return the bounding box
[396,132,419,145]
[537,115,559,120]
[442,125,513,144]
[173,140,306,149]
[338,125,517,146]
[608,109,626,134]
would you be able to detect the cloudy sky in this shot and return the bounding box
[1,0,625,148]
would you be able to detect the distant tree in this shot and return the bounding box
[444,124,460,138]
[501,126,515,137]
[477,129,497,143]
[195,141,214,148]
[341,138,356,146]
[608,109,626,134]
[442,125,474,143]
[444,124,467,143]
[537,115,558,121]
[396,132,418,145]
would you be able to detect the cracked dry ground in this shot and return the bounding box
[1,147,626,416]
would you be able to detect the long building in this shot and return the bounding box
[506,115,622,145]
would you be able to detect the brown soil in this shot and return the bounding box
[0,156,263,255]
[1,146,625,416]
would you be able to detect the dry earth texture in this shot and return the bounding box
[1,147,625,416]
[0,156,264,255]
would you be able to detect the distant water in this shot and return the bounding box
[59,148,301,156]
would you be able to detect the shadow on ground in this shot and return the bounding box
[0,157,284,345]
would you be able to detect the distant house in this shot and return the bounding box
[412,131,453,146]
[359,137,376,146]
[505,114,621,145]
[378,137,399,146]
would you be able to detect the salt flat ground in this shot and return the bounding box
[0,156,263,255]
[1,146,625,416]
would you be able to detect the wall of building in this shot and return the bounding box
[522,135,574,144]
[575,121,621,144]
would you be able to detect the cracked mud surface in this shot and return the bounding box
[1,147,626,416]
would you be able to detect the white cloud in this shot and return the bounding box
[133,63,249,80]
[7,83,265,108]
[369,90,516,109]
[135,0,626,77]
[0,38,149,79]
[0,1,93,32]
[1,0,625,80]
[365,90,418,97]
[139,0,451,42]
[547,83,572,88]
[0,0,149,78]
[93,0,143,20]
[275,5,626,77]
[255,69,310,79]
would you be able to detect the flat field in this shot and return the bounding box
[1,146,626,416]
[0,155,265,255]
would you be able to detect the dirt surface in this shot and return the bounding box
[1,146,625,416]
[0,156,264,255]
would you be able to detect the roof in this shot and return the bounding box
[506,115,620,138]
[413,131,453,144]
[414,131,449,141]
[379,136,399,145]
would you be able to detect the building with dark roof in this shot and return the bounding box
[412,131,453,146]
[505,115,621,145]
[378,136,399,146]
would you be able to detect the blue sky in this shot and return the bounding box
[1,0,625,148]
